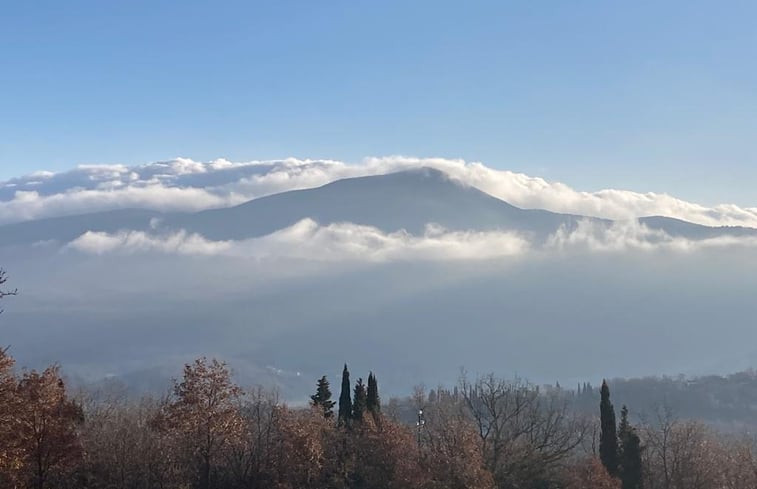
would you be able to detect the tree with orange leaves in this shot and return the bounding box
[421,395,495,489]
[275,405,331,488]
[564,457,621,489]
[333,413,429,489]
[163,357,244,489]
[0,269,23,486]
[15,365,84,489]
[0,348,21,487]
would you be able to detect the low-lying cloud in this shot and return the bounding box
[548,219,757,253]
[4,156,757,228]
[66,219,530,262]
[65,218,757,263]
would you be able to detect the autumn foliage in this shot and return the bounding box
[0,353,83,489]
[2,347,757,489]
[564,457,621,489]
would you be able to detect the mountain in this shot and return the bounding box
[166,167,587,240]
[0,167,755,247]
[638,215,757,239]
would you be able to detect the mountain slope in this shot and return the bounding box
[165,167,585,240]
[0,209,162,248]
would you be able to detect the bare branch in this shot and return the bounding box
[0,268,18,315]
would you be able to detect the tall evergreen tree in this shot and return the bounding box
[310,375,336,418]
[352,378,367,422]
[366,372,380,417]
[338,364,352,426]
[618,405,643,489]
[599,379,620,477]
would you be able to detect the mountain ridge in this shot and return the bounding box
[0,167,755,247]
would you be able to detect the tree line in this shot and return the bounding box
[573,372,757,429]
[3,351,757,489]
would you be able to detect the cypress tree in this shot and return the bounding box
[599,379,620,477]
[619,405,643,489]
[338,364,352,426]
[310,375,336,418]
[366,372,380,417]
[352,378,367,422]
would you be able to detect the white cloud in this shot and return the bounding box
[546,219,757,253]
[66,219,530,262]
[0,185,245,224]
[67,229,231,256]
[4,156,757,228]
[65,216,757,264]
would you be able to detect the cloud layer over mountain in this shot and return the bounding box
[63,217,757,263]
[65,220,530,262]
[3,156,757,228]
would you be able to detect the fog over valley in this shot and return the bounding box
[2,158,757,398]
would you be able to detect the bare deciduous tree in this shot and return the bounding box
[460,373,588,487]
[79,385,178,489]
[642,406,719,489]
[223,386,281,488]
[421,392,495,489]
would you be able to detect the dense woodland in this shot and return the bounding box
[3,269,757,489]
[572,373,757,431]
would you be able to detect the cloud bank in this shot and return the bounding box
[66,219,530,262]
[4,156,757,228]
[65,218,757,263]
[547,219,757,253]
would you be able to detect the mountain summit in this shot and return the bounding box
[167,167,581,240]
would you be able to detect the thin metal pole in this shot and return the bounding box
[416,409,425,455]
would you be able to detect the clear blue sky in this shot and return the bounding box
[2,0,756,205]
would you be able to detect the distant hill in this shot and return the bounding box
[572,371,757,431]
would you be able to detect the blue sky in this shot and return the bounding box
[2,0,756,205]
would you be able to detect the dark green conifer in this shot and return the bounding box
[338,364,352,426]
[366,372,380,417]
[619,405,643,489]
[600,379,620,477]
[352,378,367,422]
[310,375,336,418]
